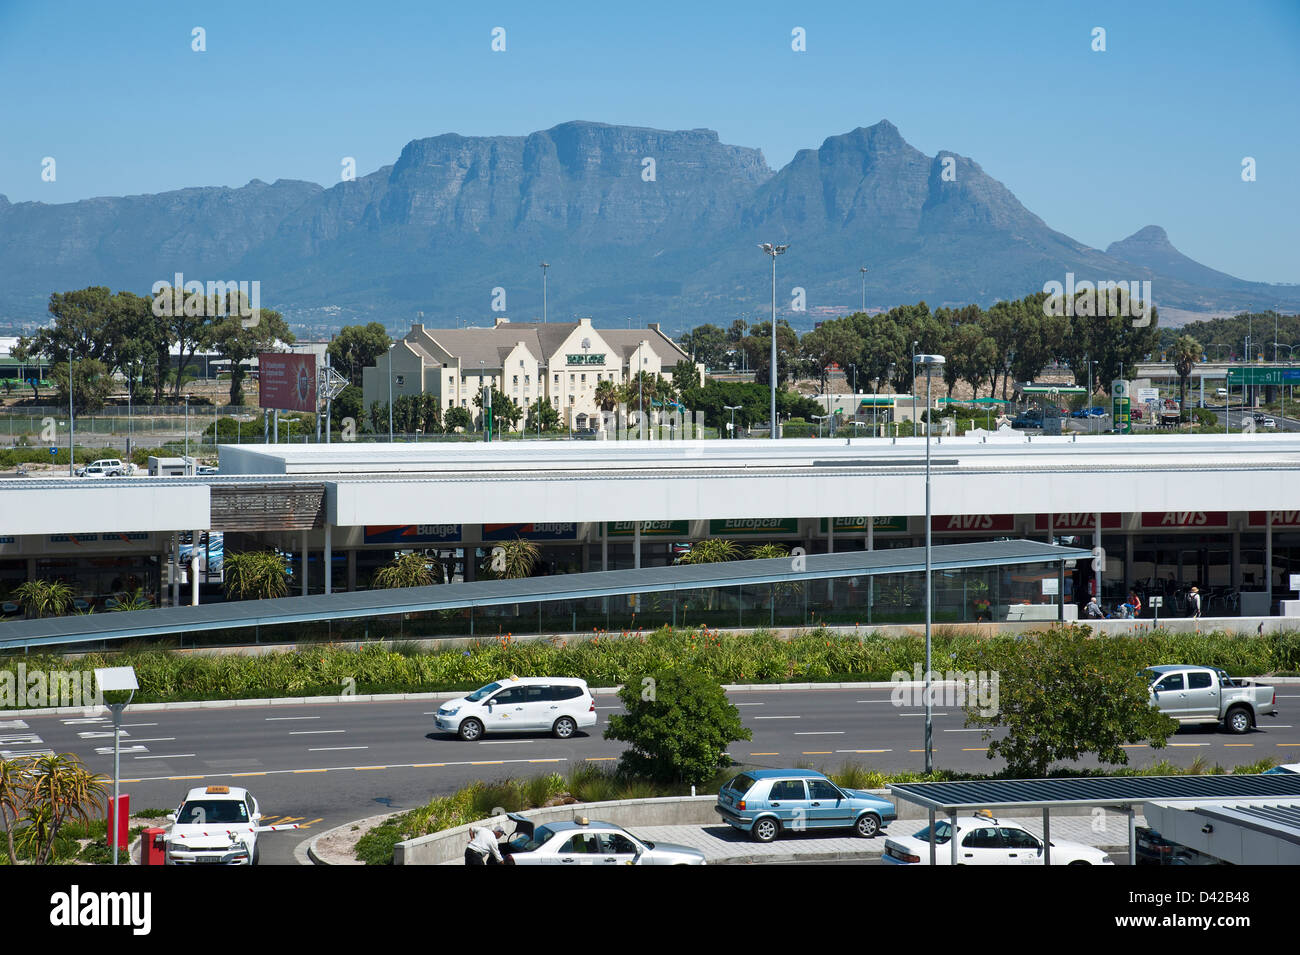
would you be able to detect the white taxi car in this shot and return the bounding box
[502,814,705,865]
[435,676,598,741]
[166,785,264,865]
[882,814,1113,865]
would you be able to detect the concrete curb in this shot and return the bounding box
[300,811,403,866]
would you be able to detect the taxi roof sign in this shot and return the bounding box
[206,785,231,794]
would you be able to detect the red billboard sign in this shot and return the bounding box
[1033,513,1123,532]
[259,353,317,412]
[1140,511,1229,528]
[1248,511,1300,528]
[931,514,1015,533]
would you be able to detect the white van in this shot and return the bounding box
[1215,388,1228,398]
[435,676,598,741]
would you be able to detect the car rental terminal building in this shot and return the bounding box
[1,433,1298,628]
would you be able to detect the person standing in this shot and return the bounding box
[465,824,505,865]
[1188,586,1202,619]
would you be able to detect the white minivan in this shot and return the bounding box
[436,676,598,741]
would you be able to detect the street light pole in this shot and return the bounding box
[859,266,868,313]
[760,243,788,440]
[540,262,549,324]
[915,353,945,774]
[911,341,919,435]
[68,347,75,477]
[387,343,395,441]
[724,404,742,440]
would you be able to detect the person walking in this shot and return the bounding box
[1085,594,1104,619]
[1188,586,1202,619]
[465,824,505,865]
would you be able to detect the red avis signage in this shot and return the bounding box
[1248,511,1300,528]
[1033,513,1123,532]
[1139,511,1229,528]
[259,353,317,412]
[931,514,1015,532]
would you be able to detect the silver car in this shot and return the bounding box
[502,814,705,865]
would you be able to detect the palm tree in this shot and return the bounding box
[1171,335,1204,421]
[595,379,620,431]
[676,539,741,564]
[371,551,445,589]
[480,538,540,580]
[223,551,290,601]
[25,753,108,864]
[0,756,30,866]
[110,588,152,612]
[13,580,75,619]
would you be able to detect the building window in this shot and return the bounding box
[580,374,586,384]
[554,374,560,384]
[525,375,530,385]
[513,375,518,385]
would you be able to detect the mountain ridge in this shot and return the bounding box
[1,120,1295,331]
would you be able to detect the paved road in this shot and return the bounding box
[8,687,1298,864]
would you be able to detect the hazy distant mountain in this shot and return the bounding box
[1,120,1295,332]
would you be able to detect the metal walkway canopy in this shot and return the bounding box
[888,773,1300,865]
[0,539,1088,650]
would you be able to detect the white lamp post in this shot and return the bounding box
[759,243,788,439]
[724,404,742,440]
[915,353,945,773]
[94,666,138,866]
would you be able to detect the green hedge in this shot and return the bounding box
[5,626,1299,708]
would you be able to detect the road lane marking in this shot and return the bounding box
[733,703,765,706]
[277,816,305,825]
[1120,744,1148,748]
[478,740,534,745]
[856,700,895,703]
[302,818,323,827]
[961,748,988,752]
[943,729,985,733]
[748,752,780,756]
[1223,743,1254,747]
[1277,743,1300,747]
[585,756,617,761]
[293,769,328,773]
[232,772,267,777]
[94,745,147,755]
[801,751,833,755]
[1168,743,1210,747]
[900,713,948,717]
[0,720,29,730]
[794,731,845,736]
[134,754,195,760]
[470,761,504,765]
[908,749,924,752]
[168,775,205,780]
[266,716,320,721]
[837,749,891,753]
[354,766,388,771]
[754,716,800,720]
[308,746,368,752]
[60,718,105,725]
[118,757,574,783]
[121,738,176,743]
[290,730,346,735]
[121,723,158,727]
[528,759,564,763]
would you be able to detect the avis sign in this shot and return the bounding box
[931,514,1015,532]
[1139,511,1229,528]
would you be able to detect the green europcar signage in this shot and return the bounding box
[709,518,800,535]
[606,520,689,537]
[819,516,909,533]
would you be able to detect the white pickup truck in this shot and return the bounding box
[1147,665,1277,734]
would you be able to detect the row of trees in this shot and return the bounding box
[12,286,293,410]
[679,290,1164,400]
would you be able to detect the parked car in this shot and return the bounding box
[75,458,125,477]
[1010,412,1042,429]
[1135,826,1222,865]
[715,768,896,842]
[196,465,219,475]
[1263,763,1300,775]
[882,814,1113,865]
[1146,665,1277,734]
[502,814,705,865]
[435,675,597,741]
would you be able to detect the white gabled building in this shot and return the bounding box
[361,318,699,430]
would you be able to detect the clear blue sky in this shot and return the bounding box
[2,0,1297,281]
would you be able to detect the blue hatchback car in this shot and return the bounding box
[715,768,897,843]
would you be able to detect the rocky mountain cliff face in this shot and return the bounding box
[1,120,1294,329]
